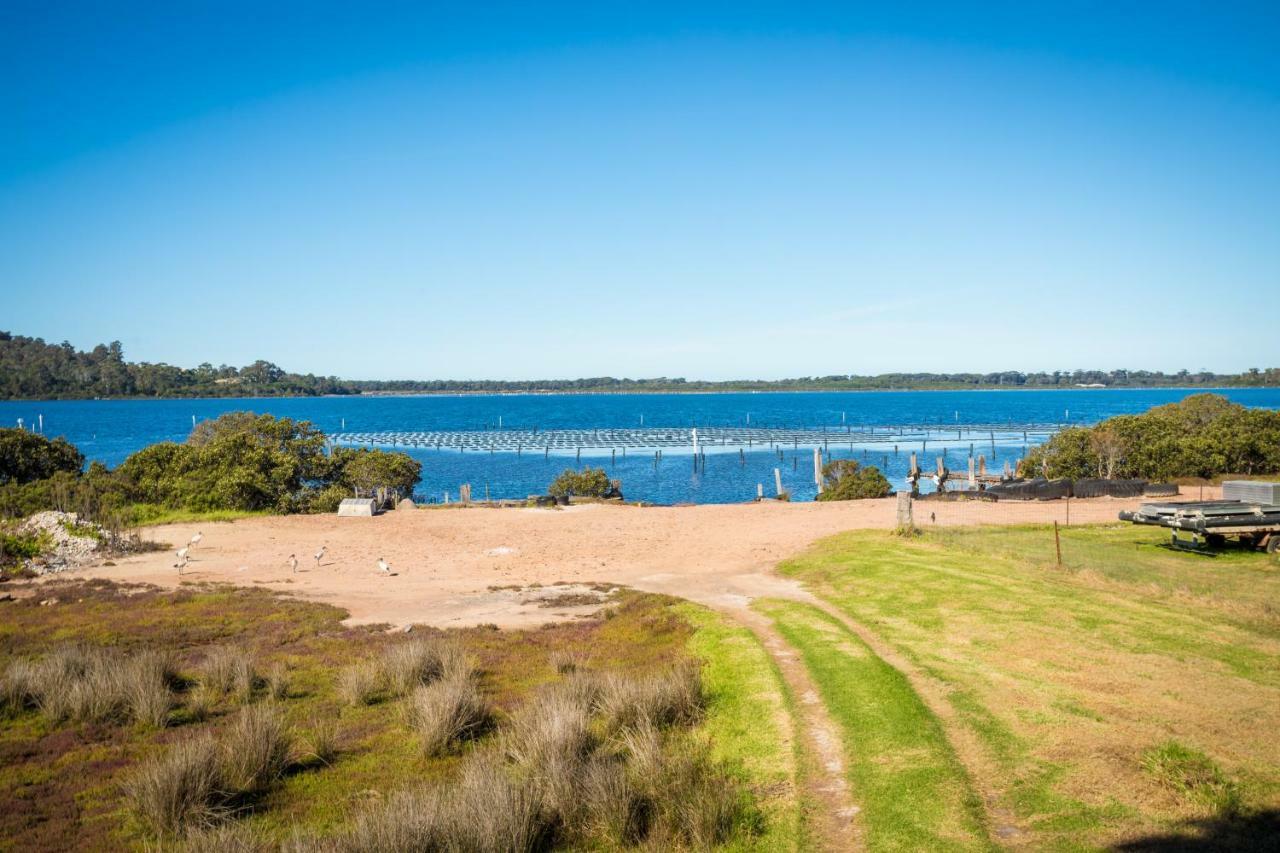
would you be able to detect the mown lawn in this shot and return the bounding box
[776,524,1280,851]
[0,580,801,851]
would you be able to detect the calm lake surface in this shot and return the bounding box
[4,389,1278,505]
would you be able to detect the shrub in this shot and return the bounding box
[123,736,224,836]
[336,660,383,706]
[405,677,492,756]
[815,460,892,501]
[548,467,615,499]
[220,704,292,795]
[0,428,85,486]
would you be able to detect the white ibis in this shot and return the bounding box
[175,546,189,561]
[287,554,298,574]
[189,532,203,548]
[377,557,391,574]
[314,546,326,568]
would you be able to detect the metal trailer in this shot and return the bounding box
[1119,499,1280,553]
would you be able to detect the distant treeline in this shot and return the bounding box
[2,331,1278,400]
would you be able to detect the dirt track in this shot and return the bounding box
[64,494,1190,628]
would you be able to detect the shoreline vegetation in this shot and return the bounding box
[4,331,1278,401]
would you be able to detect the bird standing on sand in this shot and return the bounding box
[288,554,298,574]
[377,557,391,574]
[189,532,203,548]
[175,555,189,575]
[175,546,189,561]
[314,546,326,568]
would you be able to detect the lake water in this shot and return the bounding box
[3,389,1278,505]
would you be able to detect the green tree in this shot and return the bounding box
[330,448,423,497]
[815,460,892,501]
[0,428,84,485]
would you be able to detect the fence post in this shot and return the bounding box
[896,491,914,529]
[1054,520,1063,567]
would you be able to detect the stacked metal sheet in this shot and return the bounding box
[1222,481,1280,504]
[1120,499,1280,533]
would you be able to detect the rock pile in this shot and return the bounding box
[17,511,119,574]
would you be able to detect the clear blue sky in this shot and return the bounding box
[2,1,1278,380]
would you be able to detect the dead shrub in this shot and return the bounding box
[123,735,224,836]
[220,704,292,795]
[405,676,491,756]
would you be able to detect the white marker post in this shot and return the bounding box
[813,447,823,492]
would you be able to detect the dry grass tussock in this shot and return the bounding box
[321,658,749,850]
[124,704,294,838]
[201,645,258,700]
[382,636,470,696]
[335,659,382,707]
[404,675,492,756]
[2,644,177,727]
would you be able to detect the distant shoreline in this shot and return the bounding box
[0,385,1268,403]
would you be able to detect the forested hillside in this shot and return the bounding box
[2,331,1276,400]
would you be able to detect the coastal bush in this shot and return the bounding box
[1022,394,1280,480]
[0,428,84,485]
[329,447,422,503]
[5,412,423,520]
[815,459,892,501]
[548,467,616,499]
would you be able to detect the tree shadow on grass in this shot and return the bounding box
[1114,809,1280,852]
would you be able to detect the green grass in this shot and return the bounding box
[677,603,804,851]
[776,525,1280,850]
[756,599,992,852]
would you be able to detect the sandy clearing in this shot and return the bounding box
[54,492,1199,628]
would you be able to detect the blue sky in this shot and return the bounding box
[2,2,1278,380]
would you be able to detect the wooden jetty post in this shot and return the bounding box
[968,455,976,488]
[774,468,783,497]
[757,483,764,500]
[813,447,823,492]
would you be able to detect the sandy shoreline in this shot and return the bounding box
[43,492,1212,629]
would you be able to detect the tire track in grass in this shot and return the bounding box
[756,598,995,853]
[711,606,865,851]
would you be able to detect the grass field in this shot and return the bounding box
[0,582,801,851]
[771,524,1280,851]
